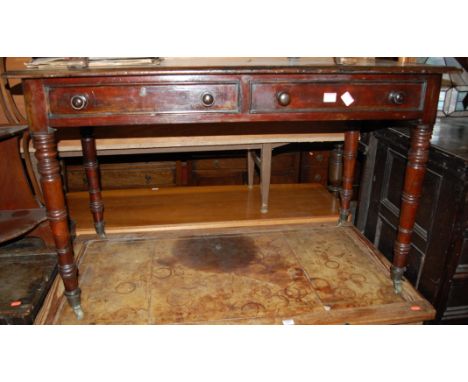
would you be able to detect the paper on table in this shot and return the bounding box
[25,57,161,69]
[87,57,160,67]
[25,57,88,69]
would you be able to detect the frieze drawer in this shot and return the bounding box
[47,83,240,116]
[250,80,425,114]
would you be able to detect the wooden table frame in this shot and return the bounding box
[6,58,448,320]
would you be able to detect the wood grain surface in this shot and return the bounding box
[66,184,340,235]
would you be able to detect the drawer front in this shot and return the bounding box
[48,82,240,116]
[250,80,425,113]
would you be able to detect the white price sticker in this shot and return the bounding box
[323,92,337,103]
[341,91,355,106]
[282,319,295,325]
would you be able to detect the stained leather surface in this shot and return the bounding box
[55,226,417,324]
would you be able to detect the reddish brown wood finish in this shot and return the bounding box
[0,59,43,202]
[0,133,38,210]
[393,124,434,269]
[340,130,360,223]
[250,80,424,113]
[390,73,442,292]
[14,60,448,317]
[29,73,436,128]
[0,208,46,243]
[0,125,54,247]
[25,79,84,317]
[391,124,434,293]
[31,132,79,291]
[49,82,240,115]
[80,127,105,238]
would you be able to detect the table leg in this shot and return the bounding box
[32,130,83,319]
[391,123,433,294]
[80,127,106,238]
[328,143,343,197]
[247,149,255,189]
[260,143,272,213]
[339,130,359,224]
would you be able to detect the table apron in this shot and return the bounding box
[35,73,430,128]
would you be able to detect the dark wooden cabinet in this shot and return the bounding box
[356,118,468,323]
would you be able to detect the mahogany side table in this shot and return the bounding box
[5,58,450,319]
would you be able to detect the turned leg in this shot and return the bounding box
[339,130,359,224]
[328,143,343,197]
[260,143,272,213]
[80,127,106,238]
[247,149,255,189]
[391,124,433,293]
[32,130,83,319]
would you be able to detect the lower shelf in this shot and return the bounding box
[66,183,340,235]
[37,223,435,324]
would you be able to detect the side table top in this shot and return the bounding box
[4,58,456,79]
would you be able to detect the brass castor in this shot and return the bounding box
[95,221,106,239]
[65,288,84,320]
[391,265,405,294]
[72,306,85,320]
